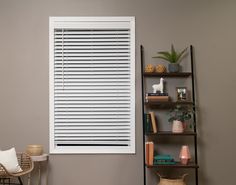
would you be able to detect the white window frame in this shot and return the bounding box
[49,17,135,154]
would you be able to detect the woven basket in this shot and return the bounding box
[157,173,188,185]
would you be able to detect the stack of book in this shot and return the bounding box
[144,112,158,133]
[153,154,176,165]
[145,92,169,102]
[145,141,154,166]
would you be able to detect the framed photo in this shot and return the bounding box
[176,87,187,101]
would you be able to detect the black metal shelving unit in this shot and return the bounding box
[141,45,199,185]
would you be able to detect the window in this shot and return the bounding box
[49,17,135,154]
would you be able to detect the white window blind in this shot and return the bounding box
[49,17,135,154]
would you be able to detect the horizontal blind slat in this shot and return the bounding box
[55,119,130,123]
[54,57,130,60]
[55,30,129,34]
[55,120,130,123]
[55,46,129,49]
[55,64,130,68]
[54,141,130,145]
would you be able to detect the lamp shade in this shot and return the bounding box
[179,145,191,165]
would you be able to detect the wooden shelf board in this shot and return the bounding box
[146,131,196,136]
[144,72,192,77]
[147,162,199,169]
[145,101,193,107]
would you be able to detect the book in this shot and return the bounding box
[154,154,173,160]
[145,141,154,165]
[153,154,176,165]
[146,96,169,100]
[154,161,176,165]
[148,142,154,166]
[149,112,157,133]
[146,96,169,102]
[144,113,153,133]
[147,93,169,96]
[145,142,149,165]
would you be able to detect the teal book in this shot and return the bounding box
[154,155,173,160]
[154,161,176,165]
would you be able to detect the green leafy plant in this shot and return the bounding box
[153,44,187,64]
[168,105,194,123]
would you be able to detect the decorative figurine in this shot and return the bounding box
[155,65,166,73]
[152,78,164,93]
[145,64,155,73]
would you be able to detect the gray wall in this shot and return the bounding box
[0,0,236,185]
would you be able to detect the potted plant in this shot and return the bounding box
[168,105,193,133]
[153,44,187,73]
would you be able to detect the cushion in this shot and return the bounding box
[0,148,23,173]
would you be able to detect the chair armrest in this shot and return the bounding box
[14,153,34,176]
[0,163,11,177]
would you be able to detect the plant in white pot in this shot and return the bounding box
[153,44,187,73]
[168,105,193,133]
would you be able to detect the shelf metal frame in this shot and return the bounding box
[140,45,199,185]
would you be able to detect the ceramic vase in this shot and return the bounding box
[179,145,191,165]
[172,120,184,133]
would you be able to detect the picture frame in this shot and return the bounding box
[176,87,187,101]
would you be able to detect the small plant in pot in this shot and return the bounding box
[153,44,187,73]
[168,105,193,133]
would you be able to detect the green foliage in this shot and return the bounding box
[153,44,187,64]
[168,105,194,123]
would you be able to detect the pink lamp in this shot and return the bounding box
[179,145,191,165]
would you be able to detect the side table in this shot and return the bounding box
[28,154,49,185]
